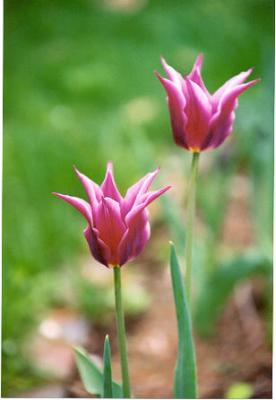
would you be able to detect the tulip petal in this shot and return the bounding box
[156,72,189,148]
[207,79,258,149]
[118,209,150,266]
[203,111,235,150]
[74,166,102,205]
[212,79,258,125]
[187,53,210,98]
[125,185,171,226]
[213,68,254,104]
[84,225,110,267]
[53,192,92,223]
[122,168,160,216]
[184,79,212,150]
[156,72,186,108]
[161,57,184,90]
[94,197,126,265]
[101,161,122,203]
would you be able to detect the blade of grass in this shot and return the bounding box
[74,346,123,398]
[103,335,113,398]
[170,242,197,399]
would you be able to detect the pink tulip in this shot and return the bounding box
[156,54,259,152]
[53,162,171,267]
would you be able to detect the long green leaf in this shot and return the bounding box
[74,346,123,398]
[103,335,113,398]
[170,242,197,399]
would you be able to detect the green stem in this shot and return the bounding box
[185,152,200,302]
[113,266,131,398]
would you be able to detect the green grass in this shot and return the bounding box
[3,0,274,395]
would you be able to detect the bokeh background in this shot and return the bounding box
[3,0,274,397]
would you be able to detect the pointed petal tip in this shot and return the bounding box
[105,161,115,177]
[243,78,260,89]
[104,160,115,178]
[52,191,77,203]
[147,166,161,183]
[107,160,113,170]
[193,53,204,69]
[197,52,204,61]
[73,164,81,176]
[52,191,62,198]
[160,56,168,67]
[239,66,254,79]
[252,77,261,84]
[154,70,163,80]
[155,71,171,88]
[101,160,122,201]
[152,165,160,174]
[156,185,172,196]
[52,192,71,201]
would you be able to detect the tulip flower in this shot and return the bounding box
[156,53,259,303]
[53,162,170,398]
[53,162,170,268]
[156,53,259,152]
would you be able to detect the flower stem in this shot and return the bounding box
[113,266,131,398]
[185,152,200,303]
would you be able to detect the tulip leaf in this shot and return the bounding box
[170,242,197,399]
[103,335,113,398]
[74,346,123,398]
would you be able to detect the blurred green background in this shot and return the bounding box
[3,0,274,397]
